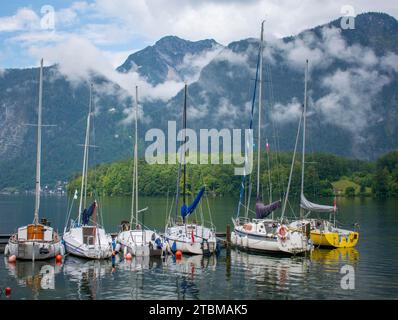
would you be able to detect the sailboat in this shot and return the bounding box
[164,84,217,255]
[117,86,164,257]
[62,84,113,259]
[231,22,312,255]
[5,59,63,260]
[289,60,359,248]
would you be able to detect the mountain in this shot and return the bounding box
[0,12,397,190]
[117,36,222,84]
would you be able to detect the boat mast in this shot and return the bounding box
[281,111,303,219]
[174,85,187,223]
[135,86,139,226]
[300,59,309,219]
[33,58,43,225]
[83,84,93,210]
[183,84,187,208]
[78,84,93,224]
[256,20,265,199]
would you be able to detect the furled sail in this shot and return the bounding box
[300,194,335,213]
[255,198,281,219]
[82,201,97,225]
[181,187,205,220]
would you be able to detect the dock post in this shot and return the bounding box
[226,224,231,248]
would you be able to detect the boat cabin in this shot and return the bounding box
[82,226,96,245]
[17,224,53,241]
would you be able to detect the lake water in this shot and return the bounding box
[0,194,398,300]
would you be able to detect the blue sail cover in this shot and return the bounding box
[82,201,96,225]
[181,187,205,220]
[255,199,281,219]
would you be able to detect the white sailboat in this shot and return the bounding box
[63,84,113,259]
[164,84,217,255]
[231,22,312,255]
[117,86,164,257]
[5,59,63,260]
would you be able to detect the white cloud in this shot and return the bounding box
[102,49,138,69]
[90,0,398,45]
[271,98,302,123]
[179,44,224,83]
[0,8,40,32]
[316,68,390,133]
[380,52,398,73]
[28,36,185,103]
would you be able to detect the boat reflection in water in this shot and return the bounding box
[4,257,62,295]
[162,254,217,300]
[63,256,113,299]
[228,249,311,294]
[117,255,162,272]
[163,254,217,277]
[310,247,359,265]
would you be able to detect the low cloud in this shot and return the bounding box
[29,36,185,103]
[271,98,302,123]
[179,44,224,83]
[315,68,391,136]
[269,25,397,147]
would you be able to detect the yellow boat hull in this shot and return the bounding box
[310,230,359,248]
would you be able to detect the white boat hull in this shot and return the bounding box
[6,238,63,260]
[232,221,312,255]
[165,224,217,255]
[63,226,113,259]
[117,229,163,257]
[6,225,64,261]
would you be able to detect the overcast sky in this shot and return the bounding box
[0,0,397,69]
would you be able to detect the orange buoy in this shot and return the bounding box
[5,287,11,296]
[125,253,132,260]
[8,255,16,263]
[55,254,62,263]
[175,250,182,260]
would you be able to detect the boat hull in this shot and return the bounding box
[63,227,113,260]
[310,230,359,248]
[117,229,164,257]
[165,238,216,255]
[231,221,312,255]
[289,219,359,248]
[6,238,63,260]
[165,224,217,255]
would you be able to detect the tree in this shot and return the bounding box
[345,186,356,197]
[372,167,391,197]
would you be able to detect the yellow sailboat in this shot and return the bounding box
[306,219,359,248]
[289,60,359,249]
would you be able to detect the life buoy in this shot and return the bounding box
[277,225,288,241]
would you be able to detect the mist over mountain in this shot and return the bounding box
[0,12,397,190]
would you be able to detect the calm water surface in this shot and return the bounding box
[0,194,397,300]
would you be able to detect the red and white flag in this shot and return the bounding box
[191,229,195,243]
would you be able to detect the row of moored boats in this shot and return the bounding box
[4,22,359,262]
